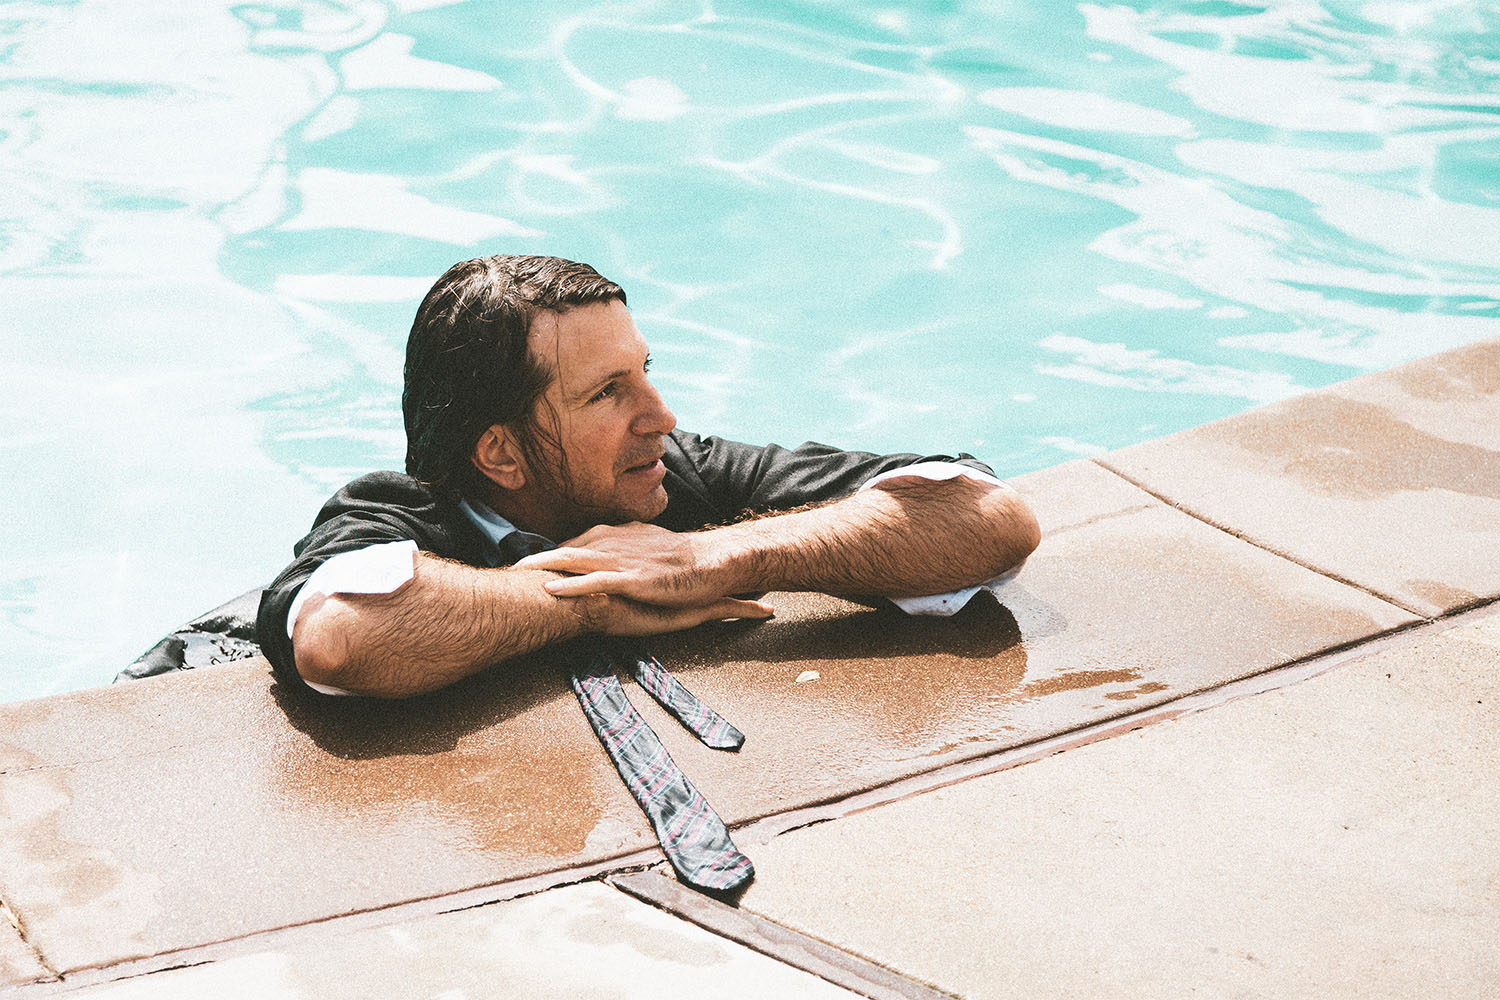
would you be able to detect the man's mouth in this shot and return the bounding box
[623,453,665,475]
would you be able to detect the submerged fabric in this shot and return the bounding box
[117,586,264,681]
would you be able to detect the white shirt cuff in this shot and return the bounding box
[858,461,1026,617]
[285,539,419,696]
[858,460,1010,493]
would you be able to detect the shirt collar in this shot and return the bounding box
[457,497,555,565]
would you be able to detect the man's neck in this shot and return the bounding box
[472,484,589,542]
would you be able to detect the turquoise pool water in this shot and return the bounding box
[2,0,1498,701]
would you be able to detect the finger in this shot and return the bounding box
[541,571,638,598]
[711,597,775,620]
[513,547,577,570]
[654,598,773,631]
[515,548,613,573]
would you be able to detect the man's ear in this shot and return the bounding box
[471,425,526,491]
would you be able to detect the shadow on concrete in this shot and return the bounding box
[655,591,1024,666]
[270,594,1027,762]
[269,649,573,761]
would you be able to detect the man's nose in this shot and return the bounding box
[634,379,676,436]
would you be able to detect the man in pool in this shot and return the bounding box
[255,254,1040,700]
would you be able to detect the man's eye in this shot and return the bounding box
[590,382,617,403]
[643,355,653,373]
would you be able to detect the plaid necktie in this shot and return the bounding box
[569,640,753,893]
[486,523,752,892]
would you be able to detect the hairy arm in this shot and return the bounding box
[517,474,1041,608]
[292,555,771,699]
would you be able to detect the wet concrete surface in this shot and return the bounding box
[641,460,1414,813]
[735,610,1500,1000]
[1100,338,1500,618]
[0,459,1416,974]
[10,340,1497,982]
[51,882,864,1000]
[0,659,647,974]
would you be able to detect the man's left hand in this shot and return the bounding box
[514,522,736,607]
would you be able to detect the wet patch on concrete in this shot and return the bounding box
[267,657,635,865]
[1197,393,1500,503]
[1104,680,1170,701]
[1011,668,1145,701]
[1404,579,1480,613]
[0,743,163,977]
[1102,337,1500,617]
[1385,339,1500,402]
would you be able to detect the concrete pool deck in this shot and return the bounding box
[2,337,1497,997]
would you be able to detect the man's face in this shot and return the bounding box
[515,300,677,536]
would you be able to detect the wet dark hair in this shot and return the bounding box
[402,254,625,494]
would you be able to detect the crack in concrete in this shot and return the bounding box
[0,742,230,779]
[1044,500,1161,536]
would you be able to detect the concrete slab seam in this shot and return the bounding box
[3,848,670,995]
[1,895,57,987]
[1087,457,1432,618]
[728,599,1498,848]
[0,958,216,1000]
[608,870,960,1000]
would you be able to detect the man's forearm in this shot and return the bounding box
[526,475,1041,608]
[706,475,1039,599]
[291,551,774,699]
[292,554,586,698]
